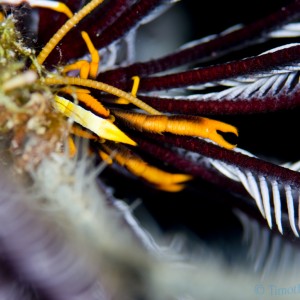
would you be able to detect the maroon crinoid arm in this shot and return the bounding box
[139,140,299,240]
[98,0,300,86]
[136,44,300,92]
[138,89,300,115]
[135,132,300,237]
[130,133,247,195]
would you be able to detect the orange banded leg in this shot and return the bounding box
[62,31,100,79]
[114,76,140,105]
[71,125,99,141]
[101,143,192,192]
[59,87,109,117]
[62,60,90,79]
[67,136,77,157]
[98,149,113,164]
[111,109,238,149]
[68,125,100,157]
[81,31,99,79]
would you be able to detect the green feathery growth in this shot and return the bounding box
[0,16,68,172]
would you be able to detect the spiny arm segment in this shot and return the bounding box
[34,0,104,66]
[101,143,192,192]
[44,76,161,115]
[112,109,238,150]
[54,95,136,146]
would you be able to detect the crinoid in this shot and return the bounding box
[1,0,300,299]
